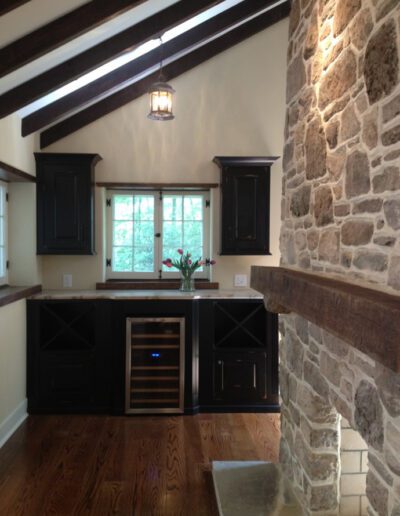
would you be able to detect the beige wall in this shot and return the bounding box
[0,114,41,286]
[0,114,37,175]
[43,18,289,289]
[0,115,39,438]
[9,183,42,286]
[0,300,27,427]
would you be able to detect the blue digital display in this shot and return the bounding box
[151,353,160,358]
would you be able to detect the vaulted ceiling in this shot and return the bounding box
[0,0,290,148]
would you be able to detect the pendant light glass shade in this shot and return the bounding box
[148,37,175,121]
[148,80,175,121]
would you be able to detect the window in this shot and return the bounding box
[106,190,211,279]
[0,181,8,286]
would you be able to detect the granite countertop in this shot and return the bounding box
[29,288,263,301]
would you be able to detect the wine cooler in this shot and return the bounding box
[125,317,185,414]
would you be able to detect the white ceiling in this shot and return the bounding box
[0,0,287,132]
[0,0,179,95]
[0,0,88,46]
[17,0,246,117]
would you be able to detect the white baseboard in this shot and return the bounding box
[0,399,28,449]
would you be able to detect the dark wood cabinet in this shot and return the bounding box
[198,299,279,412]
[35,152,101,254]
[27,300,112,413]
[213,156,278,255]
[213,351,267,402]
[27,298,279,414]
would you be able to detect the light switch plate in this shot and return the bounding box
[63,273,72,288]
[234,274,247,287]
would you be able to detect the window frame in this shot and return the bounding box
[0,181,8,287]
[106,189,211,280]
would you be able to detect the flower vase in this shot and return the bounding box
[180,272,195,292]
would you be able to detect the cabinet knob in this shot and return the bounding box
[217,360,222,365]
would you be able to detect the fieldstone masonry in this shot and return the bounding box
[280,0,400,514]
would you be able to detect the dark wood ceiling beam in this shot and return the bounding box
[40,1,290,148]
[23,0,278,136]
[0,0,220,118]
[0,0,31,17]
[0,0,147,78]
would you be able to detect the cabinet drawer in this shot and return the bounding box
[213,351,267,403]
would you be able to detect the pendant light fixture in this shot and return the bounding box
[148,37,175,121]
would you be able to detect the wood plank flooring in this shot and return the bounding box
[0,413,280,516]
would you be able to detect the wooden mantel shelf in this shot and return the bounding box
[251,266,400,372]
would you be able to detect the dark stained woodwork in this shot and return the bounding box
[0,284,41,308]
[27,300,112,413]
[22,0,283,135]
[0,413,280,515]
[0,160,35,182]
[0,0,220,118]
[214,157,277,255]
[27,298,277,415]
[251,266,400,373]
[96,280,219,290]
[0,0,30,16]
[96,182,219,189]
[40,2,290,147]
[35,153,101,254]
[199,300,279,412]
[0,0,146,79]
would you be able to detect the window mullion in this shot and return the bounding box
[155,193,162,277]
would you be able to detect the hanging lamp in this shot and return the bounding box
[148,38,175,121]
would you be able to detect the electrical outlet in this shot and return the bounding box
[63,274,72,288]
[234,274,247,287]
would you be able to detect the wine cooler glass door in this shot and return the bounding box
[125,317,185,414]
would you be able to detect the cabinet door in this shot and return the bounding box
[35,153,100,254]
[38,352,96,408]
[27,300,111,413]
[213,351,267,403]
[220,166,271,255]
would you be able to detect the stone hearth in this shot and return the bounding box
[252,267,400,515]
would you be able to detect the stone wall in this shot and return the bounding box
[281,0,400,288]
[279,0,400,514]
[279,313,400,515]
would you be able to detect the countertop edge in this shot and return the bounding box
[28,288,263,301]
[0,284,42,308]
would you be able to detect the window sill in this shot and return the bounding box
[96,280,219,290]
[0,284,42,308]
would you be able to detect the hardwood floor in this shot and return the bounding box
[0,413,280,516]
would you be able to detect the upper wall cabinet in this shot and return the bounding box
[35,153,102,255]
[213,156,278,255]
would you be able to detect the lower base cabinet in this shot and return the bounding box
[199,300,279,412]
[27,300,111,413]
[27,297,279,414]
[213,351,267,403]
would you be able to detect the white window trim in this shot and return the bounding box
[106,189,211,280]
[0,181,8,287]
